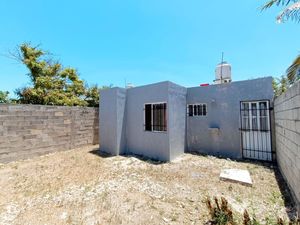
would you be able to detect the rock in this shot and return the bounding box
[163,217,170,222]
[60,212,68,220]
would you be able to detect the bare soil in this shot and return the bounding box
[0,145,296,225]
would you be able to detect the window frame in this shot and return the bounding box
[144,102,167,133]
[187,103,207,117]
[240,100,270,132]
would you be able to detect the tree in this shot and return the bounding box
[273,75,289,97]
[84,84,113,107]
[13,43,89,106]
[286,55,300,84]
[85,84,100,107]
[0,91,10,103]
[263,0,300,85]
[262,0,300,23]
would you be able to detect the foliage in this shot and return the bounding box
[84,84,100,107]
[84,84,113,107]
[273,76,289,97]
[205,196,300,225]
[13,43,104,107]
[262,0,300,23]
[0,91,10,103]
[286,55,300,84]
[262,1,300,86]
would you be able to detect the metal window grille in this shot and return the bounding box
[144,103,167,132]
[188,104,207,117]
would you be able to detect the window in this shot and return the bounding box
[241,101,270,131]
[144,103,167,132]
[188,104,207,117]
[259,102,269,131]
[241,102,250,130]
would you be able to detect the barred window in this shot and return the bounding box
[144,103,167,132]
[188,104,207,117]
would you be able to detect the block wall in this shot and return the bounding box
[0,104,99,163]
[274,81,300,213]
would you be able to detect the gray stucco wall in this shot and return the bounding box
[99,81,187,161]
[99,88,126,155]
[126,82,170,161]
[186,77,274,158]
[168,83,187,160]
[274,81,300,213]
[100,77,274,161]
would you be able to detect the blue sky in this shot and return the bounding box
[0,0,299,95]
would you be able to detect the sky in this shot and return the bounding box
[0,0,299,96]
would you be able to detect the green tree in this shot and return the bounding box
[273,76,289,97]
[85,84,100,107]
[84,84,113,107]
[0,91,10,103]
[14,43,88,106]
[262,0,300,23]
[263,0,300,85]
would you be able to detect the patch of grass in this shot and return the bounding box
[269,191,284,206]
[235,196,242,204]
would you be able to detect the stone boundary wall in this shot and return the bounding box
[0,104,99,163]
[274,81,300,213]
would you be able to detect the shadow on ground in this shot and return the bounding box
[89,148,298,220]
[273,168,298,221]
[189,151,298,221]
[89,148,166,165]
[89,148,113,158]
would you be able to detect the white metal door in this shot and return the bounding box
[240,101,272,161]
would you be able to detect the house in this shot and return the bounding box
[99,69,274,161]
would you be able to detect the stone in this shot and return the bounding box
[220,169,252,186]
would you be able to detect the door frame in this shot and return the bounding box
[239,99,274,161]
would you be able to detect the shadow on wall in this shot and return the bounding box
[92,109,99,145]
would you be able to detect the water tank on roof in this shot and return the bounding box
[126,83,134,89]
[214,61,232,84]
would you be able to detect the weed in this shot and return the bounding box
[205,196,300,225]
[206,197,234,225]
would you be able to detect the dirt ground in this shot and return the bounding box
[0,145,297,225]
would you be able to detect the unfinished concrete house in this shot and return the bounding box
[99,62,274,161]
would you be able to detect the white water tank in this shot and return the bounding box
[214,61,232,84]
[126,83,134,89]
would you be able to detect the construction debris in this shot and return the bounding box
[220,169,253,186]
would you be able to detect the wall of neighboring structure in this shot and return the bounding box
[274,81,300,213]
[186,77,274,158]
[0,104,99,163]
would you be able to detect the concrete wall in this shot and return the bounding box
[99,81,187,161]
[274,81,300,213]
[168,82,187,160]
[0,104,99,163]
[126,82,170,161]
[99,88,126,155]
[186,77,274,158]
